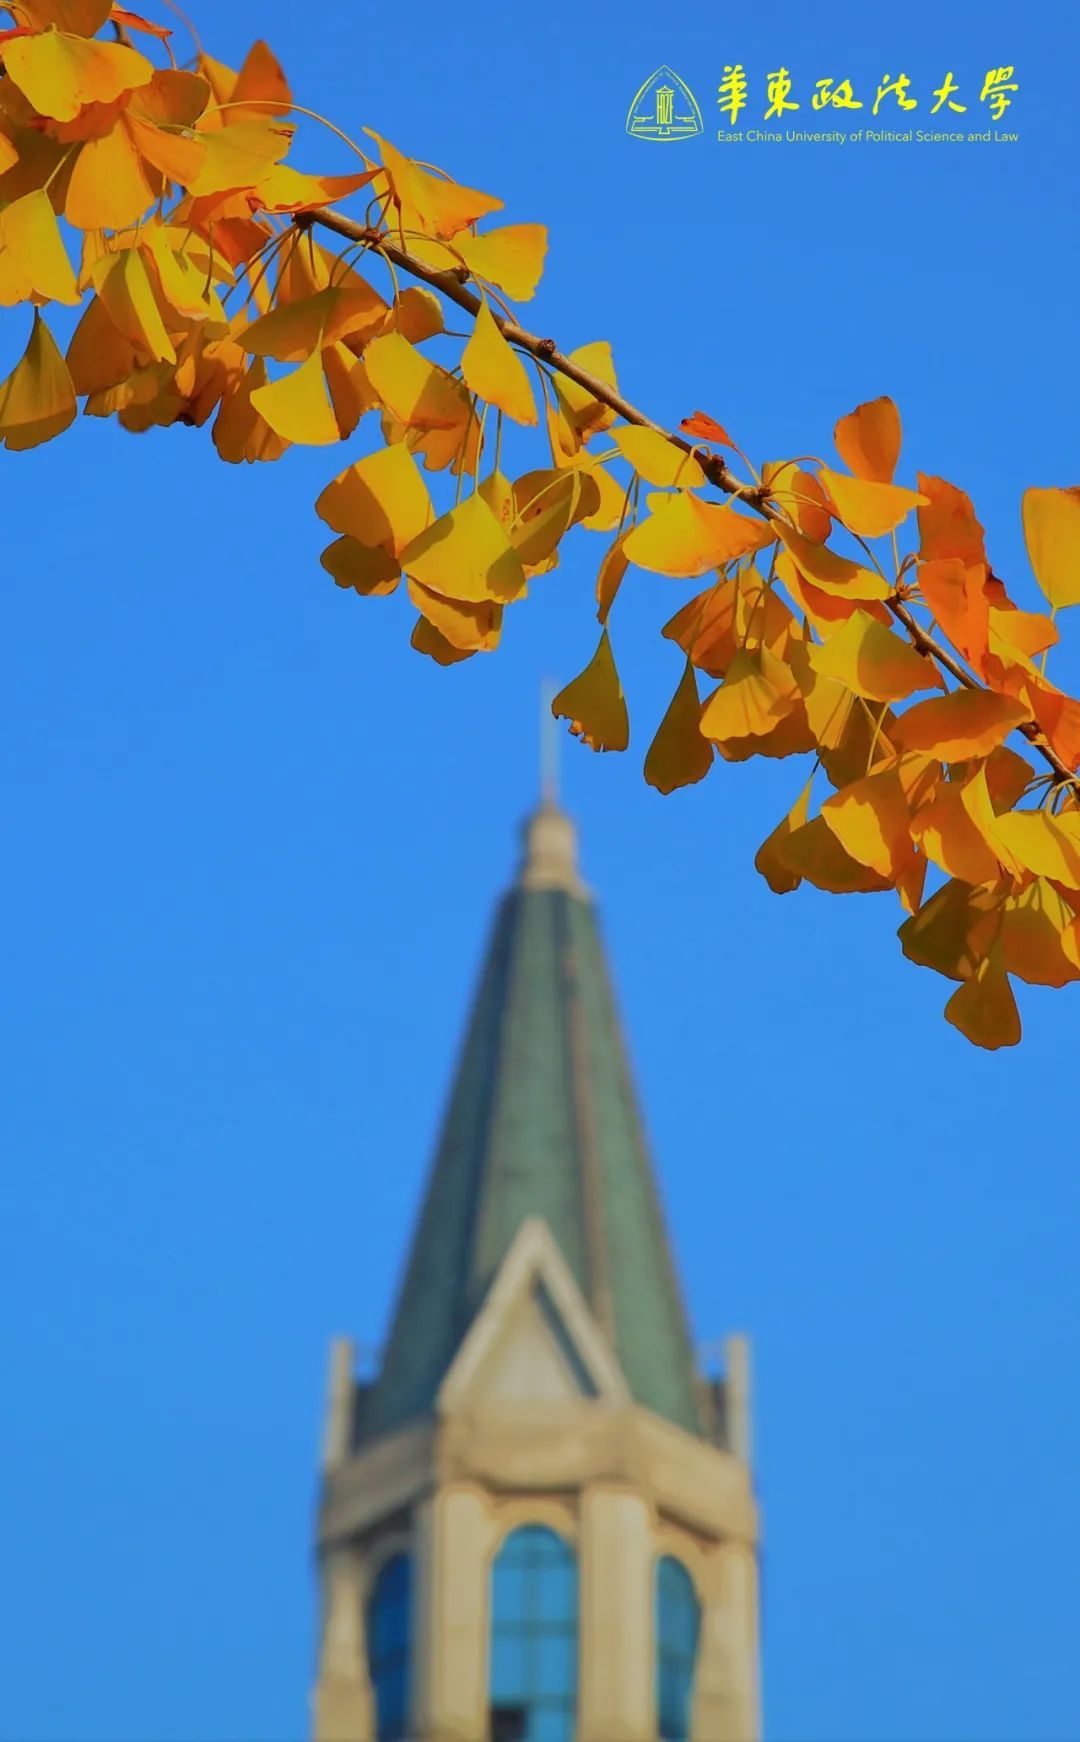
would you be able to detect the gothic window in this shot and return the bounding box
[489,1524,578,1742]
[656,1554,701,1741]
[367,1552,412,1742]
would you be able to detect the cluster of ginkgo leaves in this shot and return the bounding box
[2,1,1080,1047]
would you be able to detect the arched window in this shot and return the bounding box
[656,1555,701,1741]
[489,1524,578,1742]
[367,1552,412,1742]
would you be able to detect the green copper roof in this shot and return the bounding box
[361,803,707,1442]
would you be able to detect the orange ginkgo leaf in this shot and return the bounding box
[401,492,525,605]
[944,954,1021,1050]
[772,814,892,894]
[367,130,503,239]
[680,409,735,447]
[0,310,75,448]
[1021,485,1080,610]
[0,188,78,304]
[316,442,432,557]
[13,0,111,34]
[892,688,1030,760]
[227,38,290,120]
[916,473,987,566]
[64,119,161,229]
[249,349,341,445]
[918,556,989,673]
[1023,675,1080,771]
[461,298,535,424]
[109,7,173,38]
[212,355,289,463]
[755,776,814,893]
[2,30,153,122]
[764,461,832,542]
[817,467,928,538]
[774,522,891,601]
[624,492,774,578]
[612,426,706,490]
[808,608,942,703]
[833,395,901,483]
[551,629,629,753]
[644,660,712,794]
[455,223,547,301]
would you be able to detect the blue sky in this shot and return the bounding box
[2,0,1079,1738]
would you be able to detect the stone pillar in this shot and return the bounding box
[578,1485,654,1742]
[415,1484,494,1742]
[311,1548,373,1742]
[694,1538,760,1742]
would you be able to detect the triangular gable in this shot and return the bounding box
[437,1217,630,1414]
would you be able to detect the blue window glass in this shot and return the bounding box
[490,1524,578,1741]
[656,1555,701,1741]
[367,1552,412,1742]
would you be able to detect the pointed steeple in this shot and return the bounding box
[360,797,708,1443]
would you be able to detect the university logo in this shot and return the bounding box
[626,65,703,141]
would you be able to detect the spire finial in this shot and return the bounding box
[540,676,559,806]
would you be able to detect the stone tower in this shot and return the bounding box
[312,799,760,1742]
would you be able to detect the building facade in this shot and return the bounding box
[311,800,761,1742]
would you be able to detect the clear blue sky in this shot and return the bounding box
[2,1,1078,1738]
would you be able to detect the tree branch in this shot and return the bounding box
[301,206,1077,791]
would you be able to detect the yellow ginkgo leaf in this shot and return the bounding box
[551,628,629,753]
[910,780,1001,886]
[0,189,78,306]
[899,877,1002,981]
[460,299,535,425]
[394,286,443,344]
[644,661,713,794]
[64,120,157,231]
[2,30,154,123]
[893,688,1030,760]
[320,535,401,597]
[775,522,891,600]
[755,777,814,894]
[833,395,901,484]
[249,349,340,446]
[401,491,525,604]
[818,467,928,538]
[410,615,474,665]
[316,443,432,555]
[251,164,377,215]
[992,810,1080,889]
[92,245,174,364]
[367,130,503,239]
[0,311,76,449]
[612,426,706,490]
[511,468,596,568]
[1021,486,1080,611]
[596,532,629,624]
[699,648,797,744]
[820,765,915,886]
[364,330,468,430]
[808,609,942,703]
[212,356,289,464]
[1001,880,1080,987]
[407,577,502,652]
[456,223,548,301]
[624,492,774,578]
[554,340,619,441]
[944,955,1021,1050]
[240,283,388,362]
[188,119,293,197]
